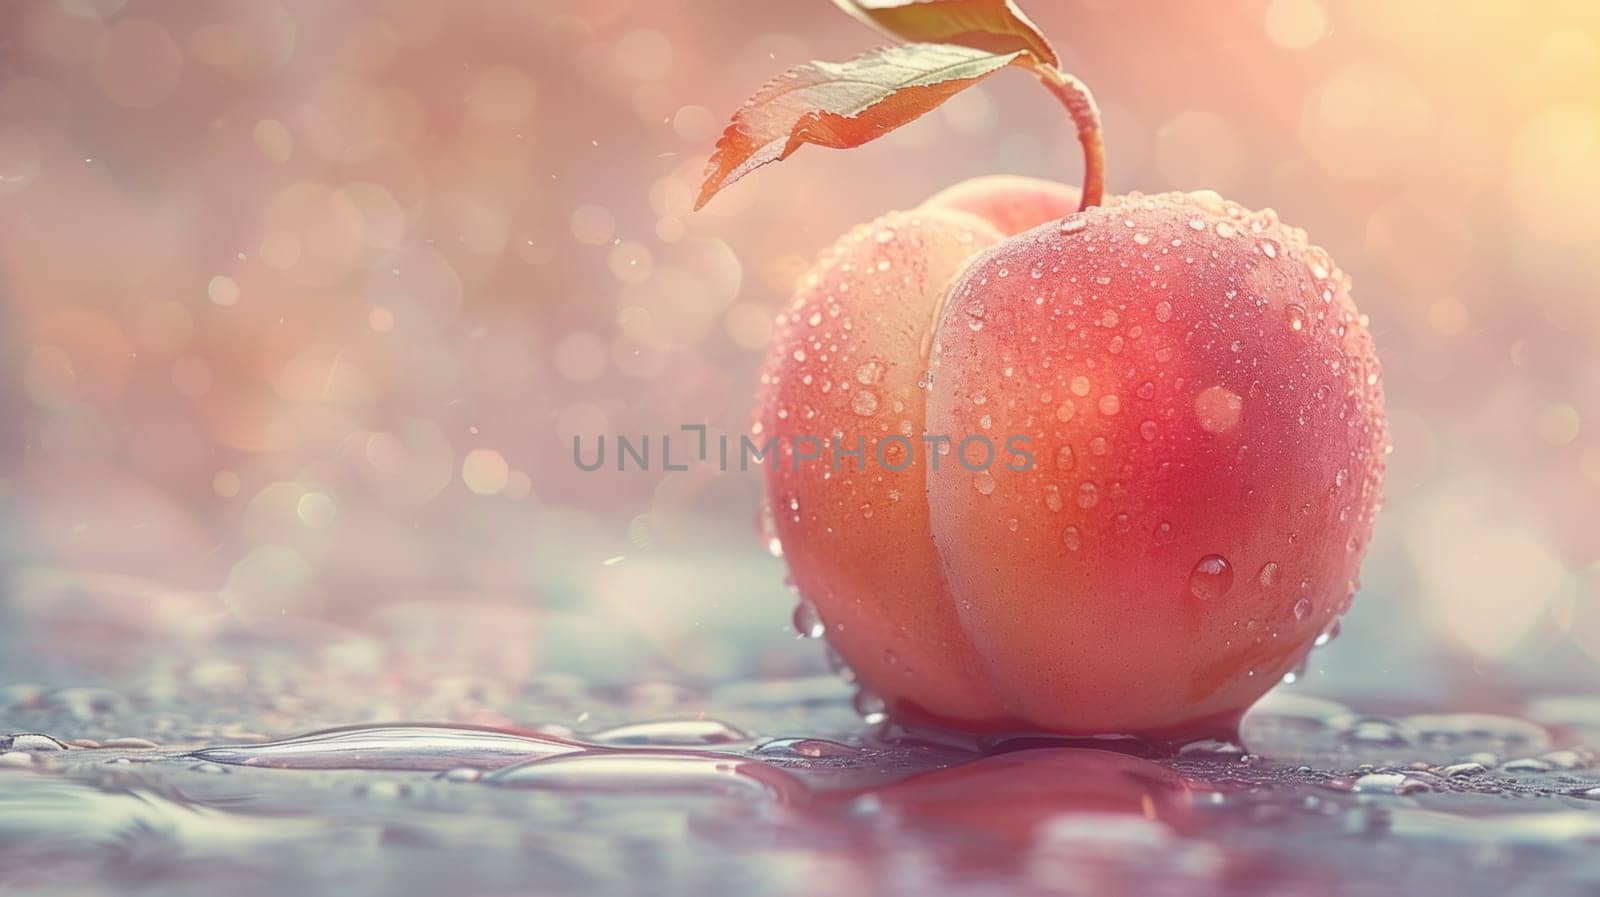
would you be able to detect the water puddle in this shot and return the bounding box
[5,623,1600,896]
[188,724,585,771]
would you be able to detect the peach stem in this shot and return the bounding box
[1027,62,1105,211]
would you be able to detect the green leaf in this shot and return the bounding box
[696,43,1023,210]
[830,0,1059,68]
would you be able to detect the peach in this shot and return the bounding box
[760,183,1385,741]
[924,190,1386,738]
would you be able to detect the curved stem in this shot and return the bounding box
[1024,61,1105,211]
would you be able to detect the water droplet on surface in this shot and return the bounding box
[1341,716,1413,747]
[1293,596,1313,620]
[488,751,805,802]
[590,719,749,747]
[855,361,884,385]
[188,725,584,771]
[1351,772,1429,795]
[1500,757,1553,774]
[753,737,862,760]
[1188,555,1234,600]
[7,734,68,752]
[851,390,879,416]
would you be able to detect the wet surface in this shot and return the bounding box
[4,572,1600,896]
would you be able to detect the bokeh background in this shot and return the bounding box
[2,0,1599,705]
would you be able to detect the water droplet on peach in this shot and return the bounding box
[792,600,824,638]
[1258,561,1280,587]
[1076,481,1099,508]
[1287,304,1307,332]
[852,689,887,724]
[1043,486,1063,511]
[1194,385,1243,434]
[1062,525,1082,551]
[1188,554,1234,600]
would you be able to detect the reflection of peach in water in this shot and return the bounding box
[844,748,1196,838]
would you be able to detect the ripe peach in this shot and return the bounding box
[924,190,1386,738]
[761,182,1385,740]
[850,748,1194,837]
